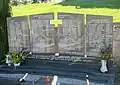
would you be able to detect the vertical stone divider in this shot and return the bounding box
[84,24,87,57]
[50,12,62,53]
[28,15,31,52]
[54,27,59,53]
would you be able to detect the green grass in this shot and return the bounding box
[12,0,120,22]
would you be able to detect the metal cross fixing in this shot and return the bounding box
[50,12,62,27]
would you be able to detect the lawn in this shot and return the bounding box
[12,0,120,22]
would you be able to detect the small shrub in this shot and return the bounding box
[100,47,112,60]
[11,0,19,6]
[10,51,24,63]
[22,0,28,5]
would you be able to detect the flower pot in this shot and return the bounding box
[13,63,20,67]
[100,60,108,73]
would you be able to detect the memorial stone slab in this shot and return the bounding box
[7,16,29,51]
[57,12,85,55]
[29,13,55,53]
[86,14,113,56]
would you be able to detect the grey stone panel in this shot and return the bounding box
[86,14,113,56]
[57,12,85,55]
[29,13,55,53]
[7,16,30,51]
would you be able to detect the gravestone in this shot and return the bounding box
[113,23,120,58]
[86,14,113,56]
[7,16,30,51]
[29,13,55,53]
[57,12,85,55]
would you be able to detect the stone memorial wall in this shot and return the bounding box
[7,13,115,58]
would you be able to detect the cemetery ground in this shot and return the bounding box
[12,0,120,22]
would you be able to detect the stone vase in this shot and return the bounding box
[100,60,108,73]
[5,55,12,66]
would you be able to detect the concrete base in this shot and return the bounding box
[0,58,116,85]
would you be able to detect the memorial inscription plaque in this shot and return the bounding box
[29,13,55,53]
[86,14,113,56]
[57,12,85,55]
[7,16,29,51]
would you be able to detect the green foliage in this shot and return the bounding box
[22,0,28,5]
[11,0,19,6]
[12,2,120,22]
[100,47,113,60]
[0,0,12,63]
[0,42,5,64]
[33,0,38,3]
[10,51,24,63]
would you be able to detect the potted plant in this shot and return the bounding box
[10,51,24,67]
[100,47,113,73]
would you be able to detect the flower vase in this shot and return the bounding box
[5,55,12,66]
[100,60,108,73]
[14,63,20,67]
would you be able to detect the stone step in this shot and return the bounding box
[24,59,114,68]
[1,63,116,77]
[0,68,108,83]
[0,65,115,78]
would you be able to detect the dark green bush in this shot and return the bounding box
[0,0,12,64]
[22,0,28,5]
[11,0,19,6]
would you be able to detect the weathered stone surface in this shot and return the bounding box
[86,14,113,56]
[7,13,115,57]
[7,16,29,51]
[29,13,55,53]
[57,12,85,55]
[113,23,120,60]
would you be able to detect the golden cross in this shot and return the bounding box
[50,12,62,27]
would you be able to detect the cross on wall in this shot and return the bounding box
[50,12,62,27]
